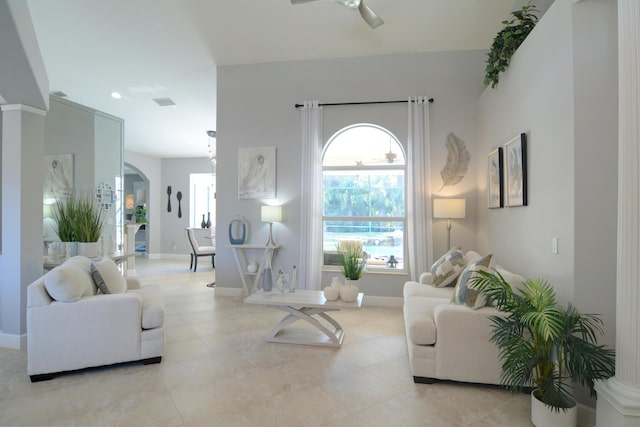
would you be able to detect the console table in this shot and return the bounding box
[44,251,138,274]
[244,289,363,347]
[229,244,280,296]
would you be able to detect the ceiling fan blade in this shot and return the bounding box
[359,1,384,28]
[291,0,320,4]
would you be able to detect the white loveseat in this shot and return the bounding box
[27,256,165,382]
[403,250,524,385]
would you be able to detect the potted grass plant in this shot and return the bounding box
[471,270,615,427]
[53,195,104,258]
[337,240,366,302]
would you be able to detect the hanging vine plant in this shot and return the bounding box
[484,4,539,89]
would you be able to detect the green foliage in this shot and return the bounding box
[484,5,539,89]
[471,271,615,411]
[323,173,404,218]
[134,205,147,223]
[52,197,78,241]
[53,195,105,242]
[337,242,367,280]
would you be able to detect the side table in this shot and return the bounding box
[229,244,280,296]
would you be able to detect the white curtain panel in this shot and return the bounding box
[407,96,434,280]
[299,101,324,289]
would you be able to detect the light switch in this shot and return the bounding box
[552,237,558,254]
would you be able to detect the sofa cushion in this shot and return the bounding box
[44,264,95,302]
[92,258,127,294]
[90,263,111,294]
[452,254,493,309]
[404,296,450,345]
[431,247,465,287]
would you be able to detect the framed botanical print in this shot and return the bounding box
[504,133,527,207]
[487,147,503,208]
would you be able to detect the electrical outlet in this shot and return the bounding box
[171,242,177,250]
[552,237,558,254]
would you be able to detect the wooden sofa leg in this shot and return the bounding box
[143,356,162,365]
[413,376,435,384]
[30,372,58,382]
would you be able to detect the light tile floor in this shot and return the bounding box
[0,258,532,426]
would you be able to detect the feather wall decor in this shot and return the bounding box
[440,133,471,191]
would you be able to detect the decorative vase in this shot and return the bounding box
[206,212,212,228]
[531,390,577,427]
[345,278,360,288]
[262,267,273,292]
[201,214,206,229]
[247,261,258,274]
[330,276,343,289]
[323,287,340,301]
[340,283,359,302]
[228,219,247,245]
[78,242,100,259]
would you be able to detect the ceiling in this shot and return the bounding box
[24,0,552,159]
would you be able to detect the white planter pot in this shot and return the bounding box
[323,287,340,301]
[340,284,359,302]
[78,242,100,259]
[531,390,577,427]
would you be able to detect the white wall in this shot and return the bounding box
[216,51,487,297]
[476,0,618,408]
[159,157,213,256]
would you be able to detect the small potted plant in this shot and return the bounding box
[337,240,366,302]
[472,270,615,427]
[134,205,147,223]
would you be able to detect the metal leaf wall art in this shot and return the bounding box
[440,133,471,191]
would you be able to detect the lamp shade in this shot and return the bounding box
[125,194,135,209]
[261,205,282,223]
[433,198,466,219]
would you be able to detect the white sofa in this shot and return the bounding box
[403,251,524,385]
[27,256,165,382]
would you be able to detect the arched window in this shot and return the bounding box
[322,124,406,270]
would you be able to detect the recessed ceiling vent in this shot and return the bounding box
[153,97,176,107]
[51,91,68,97]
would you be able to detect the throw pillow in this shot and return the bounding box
[431,247,465,287]
[44,264,94,302]
[90,263,111,294]
[91,257,127,294]
[451,254,493,309]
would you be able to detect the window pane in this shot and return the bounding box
[323,125,405,167]
[323,170,404,217]
[323,220,404,269]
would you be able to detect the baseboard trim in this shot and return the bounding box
[0,331,26,349]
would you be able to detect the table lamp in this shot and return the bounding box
[433,198,466,250]
[261,205,282,246]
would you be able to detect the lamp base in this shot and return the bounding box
[265,222,276,246]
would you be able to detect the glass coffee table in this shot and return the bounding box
[244,289,363,347]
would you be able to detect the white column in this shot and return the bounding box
[595,0,640,425]
[0,104,46,349]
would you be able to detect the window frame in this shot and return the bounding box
[321,124,408,274]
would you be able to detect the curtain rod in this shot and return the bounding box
[294,98,434,108]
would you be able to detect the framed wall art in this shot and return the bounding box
[238,146,276,199]
[44,154,74,199]
[503,133,527,207]
[487,147,503,208]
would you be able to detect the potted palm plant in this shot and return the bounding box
[337,240,366,302]
[471,270,615,427]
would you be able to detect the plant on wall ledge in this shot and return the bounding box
[484,4,539,89]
